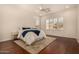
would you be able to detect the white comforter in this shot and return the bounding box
[17,28,46,45]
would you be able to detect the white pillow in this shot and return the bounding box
[22,32,37,45]
[37,30,46,40]
[17,29,24,39]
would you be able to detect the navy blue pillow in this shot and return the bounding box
[22,27,31,30]
[22,30,40,37]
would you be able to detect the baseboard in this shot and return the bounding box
[47,34,76,39]
[0,37,12,43]
[76,38,79,43]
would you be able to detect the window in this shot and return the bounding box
[46,19,49,30]
[53,18,58,30]
[58,17,64,30]
[46,17,64,30]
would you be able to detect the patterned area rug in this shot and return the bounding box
[14,36,56,54]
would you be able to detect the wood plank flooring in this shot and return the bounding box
[0,35,79,54]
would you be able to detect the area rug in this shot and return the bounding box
[14,36,56,54]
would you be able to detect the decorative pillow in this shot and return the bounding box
[22,27,31,30]
[37,30,46,40]
[17,27,31,39]
[21,32,37,45]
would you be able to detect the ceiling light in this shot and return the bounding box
[39,6,42,10]
[65,5,70,8]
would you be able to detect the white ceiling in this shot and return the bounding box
[29,4,77,16]
[35,4,76,11]
[0,4,77,15]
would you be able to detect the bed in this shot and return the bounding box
[17,27,46,45]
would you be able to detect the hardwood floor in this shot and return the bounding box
[0,35,79,54]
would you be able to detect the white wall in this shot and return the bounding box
[0,5,36,42]
[0,6,3,41]
[41,7,77,38]
[77,5,79,43]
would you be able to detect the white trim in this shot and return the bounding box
[76,39,79,43]
[0,38,12,42]
[76,36,79,43]
[0,35,13,42]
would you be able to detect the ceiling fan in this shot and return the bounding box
[39,5,51,13]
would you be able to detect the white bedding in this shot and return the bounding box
[17,28,46,45]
